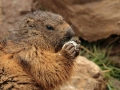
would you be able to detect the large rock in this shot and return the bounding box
[34,0,120,42]
[1,0,120,42]
[0,0,32,39]
[60,56,106,90]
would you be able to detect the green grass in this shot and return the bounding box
[80,41,120,90]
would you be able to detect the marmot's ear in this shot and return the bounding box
[26,18,34,24]
[25,18,35,28]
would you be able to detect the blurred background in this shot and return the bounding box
[0,0,120,90]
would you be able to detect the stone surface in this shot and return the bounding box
[60,56,106,90]
[34,0,120,42]
[1,0,120,42]
[0,0,32,39]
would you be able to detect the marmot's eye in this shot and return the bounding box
[46,25,54,30]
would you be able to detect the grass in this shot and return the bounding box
[80,40,120,90]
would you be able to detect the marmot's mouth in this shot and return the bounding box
[55,36,73,52]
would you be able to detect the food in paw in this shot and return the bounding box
[62,41,78,50]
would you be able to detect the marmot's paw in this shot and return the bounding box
[62,41,80,58]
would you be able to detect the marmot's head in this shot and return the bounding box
[15,11,75,52]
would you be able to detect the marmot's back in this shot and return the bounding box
[0,11,80,90]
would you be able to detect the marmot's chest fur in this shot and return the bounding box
[0,11,80,90]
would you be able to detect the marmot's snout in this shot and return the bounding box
[65,27,75,40]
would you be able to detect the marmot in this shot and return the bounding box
[0,11,80,90]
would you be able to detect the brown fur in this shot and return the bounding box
[0,11,79,90]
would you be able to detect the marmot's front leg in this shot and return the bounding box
[61,40,80,59]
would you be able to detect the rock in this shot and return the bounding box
[0,0,32,39]
[34,0,120,42]
[1,0,120,42]
[60,56,107,90]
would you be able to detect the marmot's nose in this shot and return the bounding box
[66,27,75,37]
